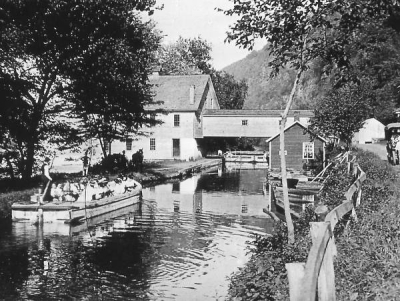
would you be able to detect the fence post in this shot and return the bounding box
[268,182,272,211]
[310,222,337,301]
[356,186,362,207]
[286,262,306,301]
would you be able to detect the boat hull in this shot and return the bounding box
[12,187,142,223]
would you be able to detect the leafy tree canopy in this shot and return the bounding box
[210,71,247,109]
[157,36,212,75]
[0,0,160,179]
[222,0,400,244]
[309,82,373,149]
[223,0,400,77]
[155,36,248,109]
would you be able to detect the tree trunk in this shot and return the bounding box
[23,139,36,180]
[280,68,303,245]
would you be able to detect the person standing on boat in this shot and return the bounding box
[41,157,52,202]
[82,150,90,176]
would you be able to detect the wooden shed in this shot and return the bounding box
[266,121,326,171]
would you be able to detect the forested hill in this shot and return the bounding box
[222,45,331,110]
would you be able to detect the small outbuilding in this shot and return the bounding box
[352,117,385,144]
[266,121,327,171]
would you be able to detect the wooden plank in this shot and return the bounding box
[286,262,306,301]
[300,222,332,301]
[263,208,280,221]
[274,199,301,219]
[325,201,353,229]
[275,187,319,195]
[318,235,337,301]
[344,170,366,201]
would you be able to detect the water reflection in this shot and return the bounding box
[0,166,273,300]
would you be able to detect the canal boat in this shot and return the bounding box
[224,151,267,164]
[12,181,142,224]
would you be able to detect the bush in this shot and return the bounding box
[91,153,129,173]
[334,148,399,300]
[227,207,316,300]
[227,148,398,300]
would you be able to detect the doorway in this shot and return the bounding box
[173,139,180,158]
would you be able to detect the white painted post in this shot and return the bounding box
[356,187,362,207]
[286,262,306,301]
[268,182,272,211]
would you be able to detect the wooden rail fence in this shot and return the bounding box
[286,158,366,301]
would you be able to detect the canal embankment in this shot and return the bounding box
[133,158,222,185]
[227,147,400,300]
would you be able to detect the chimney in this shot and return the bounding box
[294,111,300,122]
[189,85,195,105]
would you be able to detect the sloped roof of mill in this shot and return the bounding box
[146,74,213,112]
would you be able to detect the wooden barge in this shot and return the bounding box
[12,184,142,224]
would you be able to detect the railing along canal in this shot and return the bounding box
[286,156,366,301]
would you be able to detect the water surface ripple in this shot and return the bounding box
[0,167,273,300]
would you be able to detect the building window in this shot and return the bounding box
[172,182,180,192]
[126,138,132,151]
[242,120,248,126]
[303,142,314,159]
[150,138,156,151]
[174,114,180,127]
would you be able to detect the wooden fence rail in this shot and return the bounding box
[286,158,366,301]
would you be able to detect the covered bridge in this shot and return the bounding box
[202,109,313,138]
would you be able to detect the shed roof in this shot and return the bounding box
[386,123,400,129]
[146,74,212,112]
[265,121,327,143]
[203,109,314,117]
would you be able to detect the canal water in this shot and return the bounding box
[0,165,274,300]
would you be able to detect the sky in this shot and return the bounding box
[147,0,265,70]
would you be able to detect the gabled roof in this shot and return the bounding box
[203,109,314,117]
[266,121,327,143]
[146,74,213,112]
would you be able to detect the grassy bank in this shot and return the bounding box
[227,148,398,300]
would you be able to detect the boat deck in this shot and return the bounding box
[12,188,142,223]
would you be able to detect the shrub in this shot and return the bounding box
[227,148,398,300]
[227,208,316,300]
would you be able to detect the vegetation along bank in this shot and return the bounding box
[227,148,399,301]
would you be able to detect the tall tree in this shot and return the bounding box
[156,36,248,110]
[309,82,372,148]
[0,0,161,179]
[157,36,212,75]
[211,71,247,109]
[350,22,400,124]
[222,0,400,244]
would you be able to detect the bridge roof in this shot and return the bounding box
[203,109,314,117]
[146,75,212,112]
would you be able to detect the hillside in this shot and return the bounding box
[223,46,331,110]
